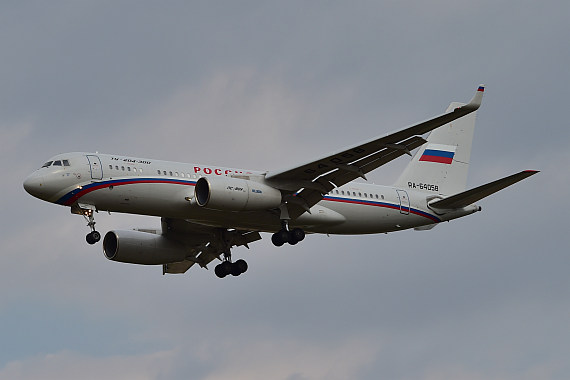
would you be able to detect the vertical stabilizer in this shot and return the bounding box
[394,92,482,195]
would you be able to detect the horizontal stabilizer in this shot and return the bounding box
[429,170,538,209]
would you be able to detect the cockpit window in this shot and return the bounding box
[41,159,70,168]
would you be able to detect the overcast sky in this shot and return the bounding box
[1,1,569,379]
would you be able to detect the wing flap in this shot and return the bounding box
[429,170,538,209]
[163,261,195,274]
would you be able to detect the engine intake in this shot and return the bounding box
[103,230,187,265]
[195,176,282,211]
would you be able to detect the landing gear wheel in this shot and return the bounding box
[288,235,299,245]
[215,263,228,278]
[272,228,305,247]
[86,231,101,245]
[215,259,248,278]
[271,229,290,247]
[91,231,101,242]
[215,261,232,278]
[271,232,284,247]
[234,259,248,275]
[290,228,305,242]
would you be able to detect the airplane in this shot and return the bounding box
[23,85,537,278]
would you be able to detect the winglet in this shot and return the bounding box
[455,84,485,113]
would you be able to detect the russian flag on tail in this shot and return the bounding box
[419,144,457,164]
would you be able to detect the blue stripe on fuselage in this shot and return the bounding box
[322,195,440,223]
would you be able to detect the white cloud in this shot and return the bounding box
[200,336,377,380]
[0,337,377,380]
[0,350,174,380]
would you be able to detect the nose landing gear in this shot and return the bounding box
[83,209,101,245]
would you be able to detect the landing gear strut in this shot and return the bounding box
[83,209,101,245]
[271,220,305,247]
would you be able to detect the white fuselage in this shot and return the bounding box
[24,152,479,234]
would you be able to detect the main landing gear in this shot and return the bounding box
[215,252,248,278]
[83,209,101,245]
[271,222,306,247]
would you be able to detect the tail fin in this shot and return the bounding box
[394,86,484,195]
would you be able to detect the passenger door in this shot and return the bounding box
[86,155,103,180]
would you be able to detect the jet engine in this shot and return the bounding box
[194,176,282,211]
[103,230,187,265]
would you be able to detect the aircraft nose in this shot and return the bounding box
[23,173,46,198]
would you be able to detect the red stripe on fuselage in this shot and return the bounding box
[62,179,195,206]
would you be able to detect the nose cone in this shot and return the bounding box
[23,173,46,199]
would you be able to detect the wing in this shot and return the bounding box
[265,85,485,218]
[160,218,261,274]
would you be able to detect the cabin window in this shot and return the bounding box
[109,165,113,170]
[381,195,385,200]
[353,192,356,196]
[375,194,379,199]
[62,160,70,166]
[169,171,173,176]
[364,193,367,198]
[121,166,125,171]
[175,172,179,177]
[341,191,344,195]
[127,167,131,172]
[115,166,119,170]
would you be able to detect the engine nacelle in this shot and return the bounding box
[103,230,187,265]
[194,176,282,211]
